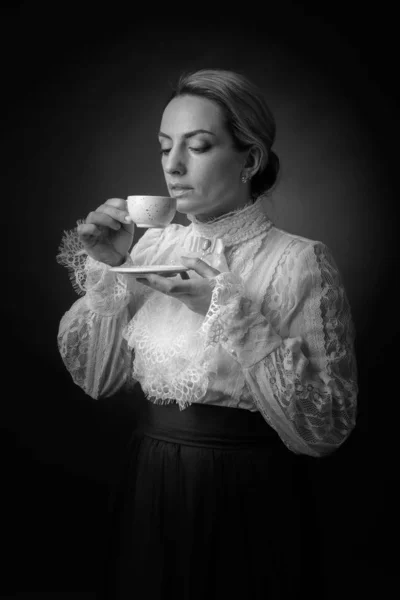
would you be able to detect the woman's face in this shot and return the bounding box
[159,94,250,221]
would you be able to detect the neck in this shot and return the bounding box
[186,194,272,248]
[193,196,253,223]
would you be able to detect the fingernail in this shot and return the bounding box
[124,215,132,222]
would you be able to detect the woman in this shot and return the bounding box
[58,69,358,598]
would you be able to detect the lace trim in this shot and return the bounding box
[57,225,132,316]
[262,239,299,330]
[123,292,212,410]
[56,220,87,295]
[201,271,282,367]
[200,272,245,349]
[187,195,272,248]
[227,230,268,281]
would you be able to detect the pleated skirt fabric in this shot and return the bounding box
[102,400,321,600]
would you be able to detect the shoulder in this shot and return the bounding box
[259,226,340,283]
[268,225,323,253]
[266,225,334,264]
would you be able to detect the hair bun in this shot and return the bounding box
[252,149,280,197]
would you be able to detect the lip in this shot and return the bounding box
[170,184,193,191]
[171,188,193,198]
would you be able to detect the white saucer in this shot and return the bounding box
[109,265,189,276]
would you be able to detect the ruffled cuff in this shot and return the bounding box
[84,255,133,315]
[201,272,282,369]
[57,224,133,316]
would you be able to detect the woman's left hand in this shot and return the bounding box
[136,256,220,316]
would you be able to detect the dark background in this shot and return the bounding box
[2,1,398,597]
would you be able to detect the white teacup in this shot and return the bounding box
[126,195,176,228]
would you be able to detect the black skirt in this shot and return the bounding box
[102,400,322,600]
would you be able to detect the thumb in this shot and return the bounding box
[181,256,220,278]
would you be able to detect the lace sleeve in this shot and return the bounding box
[56,223,134,315]
[58,296,134,398]
[202,242,358,457]
[56,223,136,397]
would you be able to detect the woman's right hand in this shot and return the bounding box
[77,198,135,266]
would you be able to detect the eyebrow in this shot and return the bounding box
[158,129,216,140]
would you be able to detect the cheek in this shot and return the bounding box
[195,156,240,189]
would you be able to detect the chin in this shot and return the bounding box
[176,198,202,215]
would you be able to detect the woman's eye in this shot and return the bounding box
[190,146,210,153]
[159,145,210,156]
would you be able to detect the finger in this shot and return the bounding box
[180,256,220,278]
[95,203,133,225]
[77,222,102,239]
[135,276,169,292]
[158,271,189,279]
[104,197,128,211]
[144,275,193,296]
[86,211,123,231]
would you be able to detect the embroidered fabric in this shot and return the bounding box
[187,195,272,248]
[200,272,245,349]
[56,225,133,316]
[123,291,216,410]
[84,257,133,316]
[226,230,269,283]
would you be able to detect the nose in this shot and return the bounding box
[163,146,187,176]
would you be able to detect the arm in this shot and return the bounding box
[56,226,160,399]
[57,250,135,398]
[202,242,358,457]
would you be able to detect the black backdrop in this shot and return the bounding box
[2,2,398,597]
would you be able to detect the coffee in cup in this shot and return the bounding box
[126,195,176,228]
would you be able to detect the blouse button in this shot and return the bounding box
[201,239,212,251]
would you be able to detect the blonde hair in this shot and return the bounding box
[166,69,280,197]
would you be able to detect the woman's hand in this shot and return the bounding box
[137,257,221,316]
[77,198,135,266]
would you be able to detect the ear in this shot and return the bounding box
[243,146,262,179]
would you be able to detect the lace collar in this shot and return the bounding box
[186,195,272,247]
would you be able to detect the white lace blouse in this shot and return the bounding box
[57,196,358,457]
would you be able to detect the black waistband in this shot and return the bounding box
[135,400,284,450]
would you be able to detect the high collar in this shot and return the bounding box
[186,195,273,247]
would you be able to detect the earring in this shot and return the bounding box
[241,173,249,183]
